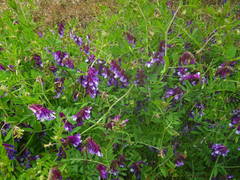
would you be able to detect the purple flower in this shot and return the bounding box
[59,112,74,131]
[105,115,128,130]
[0,63,6,70]
[110,60,128,87]
[81,67,99,98]
[85,54,95,63]
[52,51,69,66]
[28,104,56,122]
[57,147,66,159]
[16,149,40,169]
[51,167,62,180]
[1,122,10,136]
[33,54,43,68]
[86,138,102,157]
[81,44,90,54]
[135,69,146,86]
[175,153,186,167]
[99,66,109,78]
[37,31,43,38]
[3,143,16,160]
[72,91,80,101]
[227,175,234,179]
[49,65,58,73]
[179,52,196,65]
[63,134,82,147]
[72,107,92,126]
[109,155,126,176]
[125,32,136,45]
[146,41,171,67]
[64,121,74,132]
[99,66,121,87]
[164,87,184,100]
[130,161,144,179]
[62,58,74,69]
[54,77,65,98]
[176,67,188,77]
[97,164,108,179]
[70,31,83,46]
[110,160,119,176]
[211,144,229,157]
[180,72,201,85]
[58,23,65,38]
[52,50,74,69]
[7,65,15,72]
[216,61,237,78]
[229,109,240,134]
[189,103,205,118]
[175,160,184,167]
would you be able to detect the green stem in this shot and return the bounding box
[165,4,181,57]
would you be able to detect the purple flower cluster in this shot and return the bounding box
[0,63,6,70]
[179,51,196,65]
[70,31,83,46]
[211,144,229,157]
[1,122,10,136]
[80,67,99,98]
[57,147,66,160]
[97,164,108,179]
[33,54,43,68]
[50,167,62,180]
[215,61,237,78]
[72,107,92,126]
[105,115,129,130]
[109,155,126,176]
[146,41,171,67]
[189,103,205,118]
[28,104,56,122]
[180,72,201,85]
[52,51,74,69]
[164,87,184,101]
[37,31,43,38]
[125,32,136,46]
[85,54,95,63]
[130,161,144,179]
[49,65,58,73]
[58,23,65,38]
[109,60,128,87]
[62,134,82,147]
[135,69,146,86]
[54,77,65,98]
[229,109,240,134]
[16,149,40,169]
[81,44,90,54]
[86,138,102,157]
[175,52,203,85]
[96,155,126,179]
[3,143,16,160]
[59,112,74,132]
[175,153,186,167]
[8,65,15,72]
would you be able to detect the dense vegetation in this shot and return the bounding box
[0,0,239,179]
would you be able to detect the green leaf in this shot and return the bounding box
[225,45,237,58]
[160,167,168,177]
[4,129,13,142]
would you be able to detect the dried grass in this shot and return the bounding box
[32,0,117,27]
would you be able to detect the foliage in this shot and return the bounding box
[0,0,239,179]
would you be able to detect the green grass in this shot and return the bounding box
[0,0,239,179]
